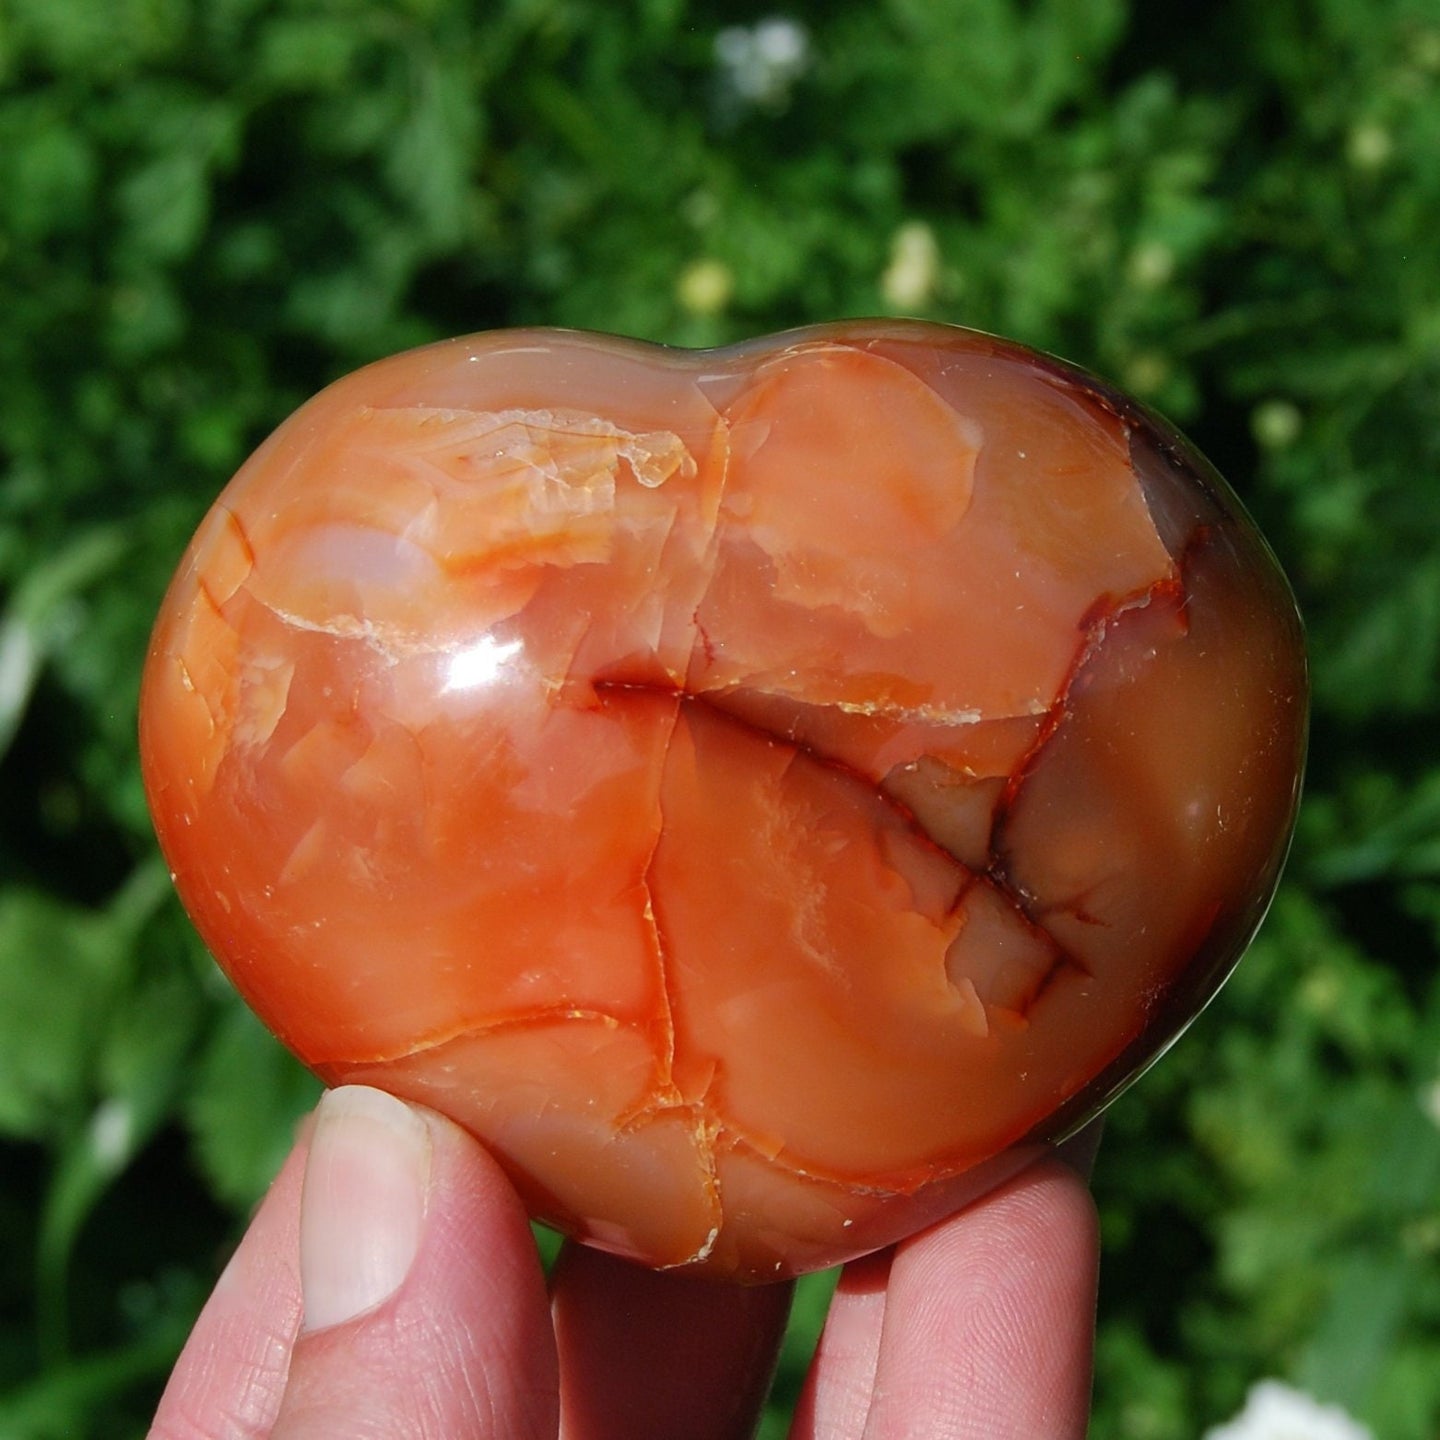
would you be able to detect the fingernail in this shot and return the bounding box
[299,1085,431,1332]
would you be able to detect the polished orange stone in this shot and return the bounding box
[140,322,1307,1280]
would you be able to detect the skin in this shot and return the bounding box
[147,1087,1099,1440]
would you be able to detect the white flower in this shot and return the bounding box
[676,258,734,316]
[1346,120,1393,170]
[1203,1380,1374,1440]
[881,222,941,309]
[1251,399,1303,451]
[1127,239,1176,290]
[1419,1076,1440,1130]
[90,1097,135,1172]
[714,18,809,111]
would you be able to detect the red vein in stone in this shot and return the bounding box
[635,699,683,1104]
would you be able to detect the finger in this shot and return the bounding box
[267,1085,558,1440]
[148,1130,309,1439]
[793,1159,1098,1440]
[787,1248,890,1440]
[867,1158,1098,1439]
[551,1242,793,1440]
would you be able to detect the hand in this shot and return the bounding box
[147,1086,1098,1439]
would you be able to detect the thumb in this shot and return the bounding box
[268,1085,557,1440]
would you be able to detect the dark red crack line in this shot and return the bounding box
[635,700,683,1102]
[980,572,1188,1001]
[588,674,1092,1023]
[218,502,259,574]
[988,566,1187,882]
[324,1001,637,1067]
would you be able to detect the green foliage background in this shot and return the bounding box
[1,0,1437,1434]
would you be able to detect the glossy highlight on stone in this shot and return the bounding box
[140,322,1308,1280]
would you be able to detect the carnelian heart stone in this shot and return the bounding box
[141,321,1307,1280]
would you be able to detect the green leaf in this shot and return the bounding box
[1318,558,1440,721]
[0,890,112,1140]
[1307,770,1440,888]
[384,51,483,250]
[25,863,180,1358]
[0,526,127,764]
[759,1267,838,1439]
[0,119,98,241]
[184,999,321,1212]
[1297,1251,1412,1413]
[0,861,174,1142]
[0,1325,188,1440]
[116,150,210,264]
[254,15,369,91]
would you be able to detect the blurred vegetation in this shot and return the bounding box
[0,0,1437,1435]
